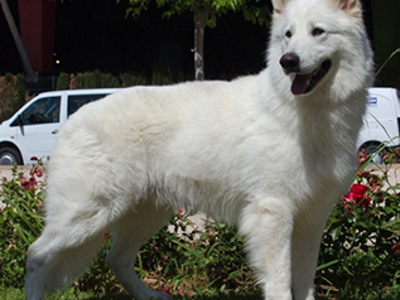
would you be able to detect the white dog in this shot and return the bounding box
[26,0,373,299]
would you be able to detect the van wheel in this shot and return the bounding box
[0,147,23,165]
[362,143,385,165]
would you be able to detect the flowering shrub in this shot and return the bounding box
[0,159,399,299]
[317,156,400,299]
[78,217,254,297]
[382,147,400,165]
[0,163,253,295]
[0,164,45,286]
[359,145,400,165]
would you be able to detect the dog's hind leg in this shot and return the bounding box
[106,201,173,300]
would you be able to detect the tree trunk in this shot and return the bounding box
[193,10,207,81]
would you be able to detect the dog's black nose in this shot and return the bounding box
[280,53,300,73]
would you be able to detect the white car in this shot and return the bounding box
[0,88,119,165]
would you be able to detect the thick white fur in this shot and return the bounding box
[26,0,373,299]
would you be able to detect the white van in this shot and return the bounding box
[0,87,398,165]
[0,88,119,165]
[357,87,400,160]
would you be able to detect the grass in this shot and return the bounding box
[0,287,125,300]
[0,288,263,300]
[1,287,399,300]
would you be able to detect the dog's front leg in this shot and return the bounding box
[291,210,330,300]
[240,197,294,300]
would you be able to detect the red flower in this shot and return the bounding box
[357,148,369,165]
[21,177,38,191]
[390,244,400,256]
[30,168,43,178]
[343,184,371,210]
[351,183,368,195]
[100,232,109,245]
[177,207,184,217]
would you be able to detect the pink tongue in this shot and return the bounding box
[291,74,311,95]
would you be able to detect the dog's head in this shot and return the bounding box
[268,0,373,98]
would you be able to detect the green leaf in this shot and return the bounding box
[329,225,342,241]
[316,259,339,271]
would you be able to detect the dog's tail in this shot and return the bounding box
[26,223,104,299]
[25,191,113,300]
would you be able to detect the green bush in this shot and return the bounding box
[56,72,70,90]
[59,70,121,90]
[80,70,120,89]
[75,216,254,297]
[0,164,45,286]
[152,63,174,86]
[55,67,185,91]
[0,73,26,122]
[316,162,400,299]
[134,219,255,297]
[0,160,399,299]
[119,71,147,87]
[0,163,253,296]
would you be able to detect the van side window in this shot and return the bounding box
[12,97,61,126]
[67,94,107,117]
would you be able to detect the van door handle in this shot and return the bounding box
[52,130,59,135]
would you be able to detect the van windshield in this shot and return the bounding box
[12,96,61,126]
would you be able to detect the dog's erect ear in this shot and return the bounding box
[271,0,294,15]
[331,0,362,17]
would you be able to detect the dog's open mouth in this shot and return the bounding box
[291,60,331,96]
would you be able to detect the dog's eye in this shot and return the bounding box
[311,27,325,37]
[285,31,292,38]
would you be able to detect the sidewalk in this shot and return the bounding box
[0,165,37,180]
[365,164,400,189]
[0,164,398,237]
[1,164,400,186]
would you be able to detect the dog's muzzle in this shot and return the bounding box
[280,52,332,96]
